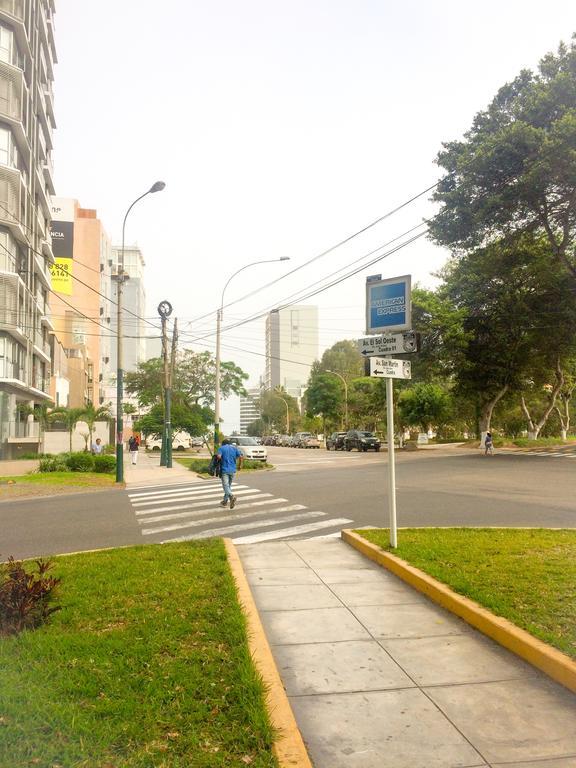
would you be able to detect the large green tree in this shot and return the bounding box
[305,373,343,430]
[258,388,301,434]
[429,37,576,278]
[398,383,452,435]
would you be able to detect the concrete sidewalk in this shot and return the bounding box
[123,450,201,487]
[237,538,576,768]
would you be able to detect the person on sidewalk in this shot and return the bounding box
[217,438,243,509]
[128,435,139,465]
[484,431,494,456]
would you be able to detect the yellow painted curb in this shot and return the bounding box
[224,539,313,768]
[342,529,576,695]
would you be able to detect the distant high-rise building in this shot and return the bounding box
[239,387,261,435]
[264,306,318,399]
[109,245,147,373]
[0,1,57,458]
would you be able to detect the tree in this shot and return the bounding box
[305,373,343,430]
[50,407,87,452]
[15,403,53,454]
[398,383,452,435]
[134,402,212,439]
[258,389,300,434]
[80,404,112,451]
[429,37,576,280]
[312,340,364,379]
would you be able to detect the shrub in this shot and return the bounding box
[186,458,272,474]
[39,456,68,473]
[93,454,116,473]
[0,557,61,636]
[65,452,95,472]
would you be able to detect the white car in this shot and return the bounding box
[228,436,268,461]
[146,431,191,452]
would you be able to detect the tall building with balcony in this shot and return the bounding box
[239,386,261,435]
[0,0,57,458]
[264,305,318,399]
[49,198,113,409]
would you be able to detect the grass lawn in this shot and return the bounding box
[0,541,277,767]
[0,471,115,487]
[357,528,576,660]
[175,458,274,475]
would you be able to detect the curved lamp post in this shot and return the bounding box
[326,369,349,430]
[213,257,289,447]
[116,181,166,483]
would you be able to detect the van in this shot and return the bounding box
[146,431,191,452]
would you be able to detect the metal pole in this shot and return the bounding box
[160,315,168,466]
[166,318,178,469]
[214,307,221,450]
[386,376,397,548]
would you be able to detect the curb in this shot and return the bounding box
[342,529,576,695]
[224,539,313,768]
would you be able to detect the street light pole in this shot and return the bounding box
[116,181,165,484]
[326,369,348,430]
[213,257,289,449]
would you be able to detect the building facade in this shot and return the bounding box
[109,245,146,373]
[0,0,57,458]
[49,198,113,408]
[239,386,261,435]
[264,305,318,399]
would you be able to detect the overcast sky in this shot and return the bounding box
[53,1,574,430]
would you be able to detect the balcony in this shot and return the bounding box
[0,0,24,21]
[43,150,55,194]
[34,335,51,361]
[6,420,40,443]
[0,61,29,156]
[0,165,26,244]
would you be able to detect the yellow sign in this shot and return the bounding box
[49,257,73,295]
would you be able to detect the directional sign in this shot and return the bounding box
[366,274,411,334]
[357,331,418,357]
[370,357,412,380]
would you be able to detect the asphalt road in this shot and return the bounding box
[2,445,574,559]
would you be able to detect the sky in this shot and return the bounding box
[53,0,575,431]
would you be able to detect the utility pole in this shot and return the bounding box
[167,317,178,469]
[158,300,173,467]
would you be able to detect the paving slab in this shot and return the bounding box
[329,579,427,606]
[426,677,576,764]
[250,583,341,611]
[379,634,536,686]
[245,566,322,586]
[273,639,414,695]
[315,566,394,584]
[351,601,471,639]
[288,538,375,569]
[260,606,371,644]
[289,688,485,768]
[491,759,576,767]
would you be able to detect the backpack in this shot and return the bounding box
[208,454,221,477]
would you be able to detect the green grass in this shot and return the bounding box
[357,528,576,659]
[0,472,116,487]
[0,541,277,767]
[176,458,274,474]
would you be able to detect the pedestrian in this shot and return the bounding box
[128,435,139,465]
[217,438,243,509]
[484,431,494,456]
[92,437,103,455]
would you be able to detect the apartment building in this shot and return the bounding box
[264,305,318,399]
[239,386,261,435]
[49,197,113,408]
[0,0,57,458]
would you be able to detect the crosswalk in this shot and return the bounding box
[510,451,576,459]
[127,480,353,544]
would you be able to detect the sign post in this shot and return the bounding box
[365,274,412,549]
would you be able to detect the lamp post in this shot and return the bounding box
[116,181,165,483]
[326,369,348,430]
[273,392,290,434]
[213,257,289,448]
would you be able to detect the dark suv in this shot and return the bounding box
[344,430,381,452]
[326,432,347,450]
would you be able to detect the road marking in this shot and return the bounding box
[129,484,245,501]
[135,493,275,516]
[132,487,252,507]
[232,518,353,544]
[141,504,307,534]
[138,495,281,523]
[161,510,327,543]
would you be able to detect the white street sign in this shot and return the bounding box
[357,331,417,357]
[370,357,412,379]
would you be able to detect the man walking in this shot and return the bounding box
[217,438,243,509]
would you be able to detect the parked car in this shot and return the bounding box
[228,436,268,461]
[344,429,381,452]
[300,435,321,449]
[146,431,191,452]
[292,432,312,447]
[278,435,292,446]
[326,431,347,451]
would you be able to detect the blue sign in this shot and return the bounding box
[366,274,411,334]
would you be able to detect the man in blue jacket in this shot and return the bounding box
[217,438,244,509]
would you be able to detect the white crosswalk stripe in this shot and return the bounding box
[510,451,576,459]
[126,480,354,543]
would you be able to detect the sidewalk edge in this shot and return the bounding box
[224,539,313,768]
[342,529,576,695]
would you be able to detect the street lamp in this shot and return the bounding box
[116,181,166,483]
[213,257,289,448]
[273,391,290,434]
[326,369,348,430]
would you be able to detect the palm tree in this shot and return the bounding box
[16,402,53,454]
[81,403,112,451]
[50,407,87,452]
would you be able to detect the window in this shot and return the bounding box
[0,25,13,65]
[0,123,18,169]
